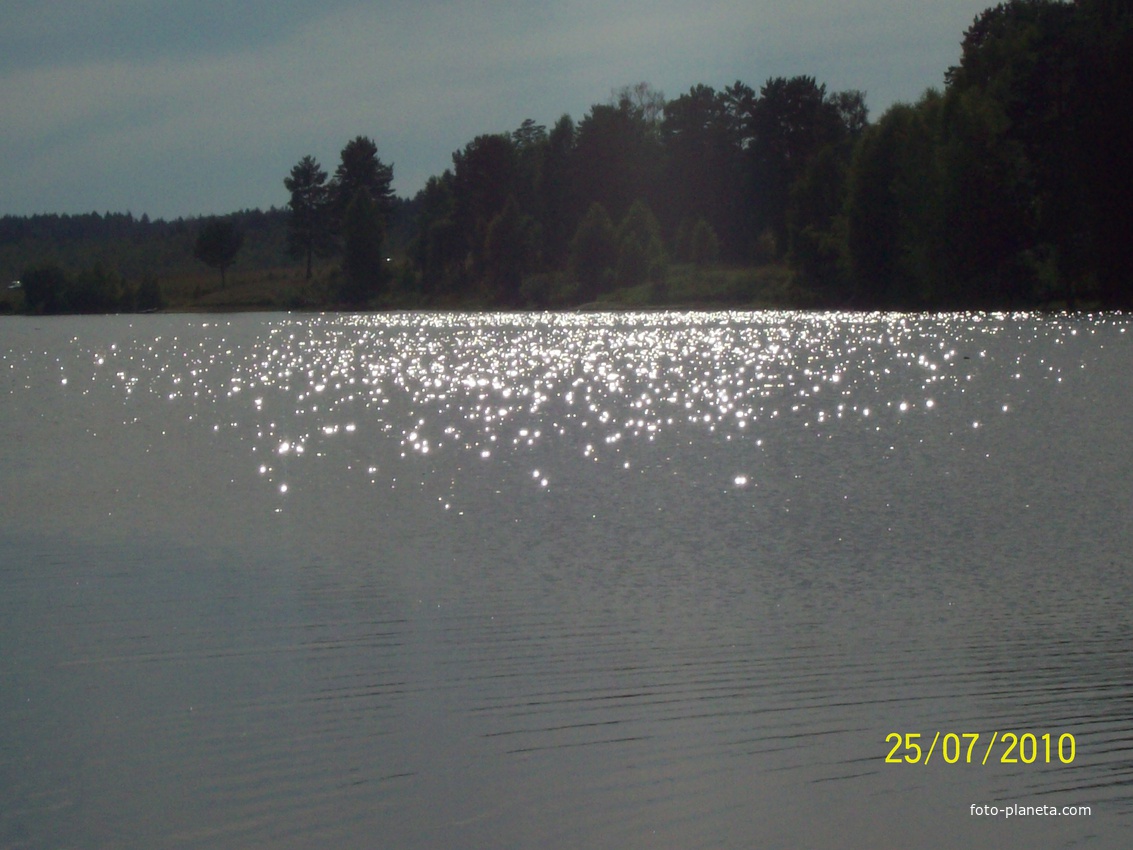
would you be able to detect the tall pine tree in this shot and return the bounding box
[284,155,333,279]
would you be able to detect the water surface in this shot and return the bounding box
[1,311,1130,848]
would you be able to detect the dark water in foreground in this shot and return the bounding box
[1,311,1131,849]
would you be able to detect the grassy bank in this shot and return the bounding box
[4,261,829,315]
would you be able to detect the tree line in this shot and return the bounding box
[838,0,1132,308]
[6,0,1129,313]
[282,0,1129,309]
[1,209,291,313]
[281,80,867,307]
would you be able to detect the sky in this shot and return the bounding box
[1,0,991,220]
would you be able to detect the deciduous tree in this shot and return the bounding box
[340,189,387,305]
[484,196,540,305]
[661,84,743,257]
[573,103,660,224]
[535,115,577,267]
[569,203,617,301]
[746,76,845,254]
[193,218,243,288]
[452,133,518,274]
[688,218,720,266]
[614,200,665,288]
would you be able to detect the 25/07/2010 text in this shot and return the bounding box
[885,732,1076,765]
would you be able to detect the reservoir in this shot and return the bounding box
[1,311,1130,848]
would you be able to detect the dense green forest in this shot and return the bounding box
[3,0,1130,314]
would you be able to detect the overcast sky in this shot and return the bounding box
[1,0,990,219]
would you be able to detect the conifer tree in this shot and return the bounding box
[284,155,333,279]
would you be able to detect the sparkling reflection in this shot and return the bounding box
[14,310,1110,510]
[1,310,1132,849]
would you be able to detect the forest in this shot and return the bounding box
[3,0,1130,314]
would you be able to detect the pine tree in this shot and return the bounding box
[284,155,333,279]
[331,137,395,228]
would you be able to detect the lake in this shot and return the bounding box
[1,311,1130,848]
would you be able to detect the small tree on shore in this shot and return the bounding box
[569,203,617,301]
[689,217,721,266]
[614,200,666,287]
[193,218,243,288]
